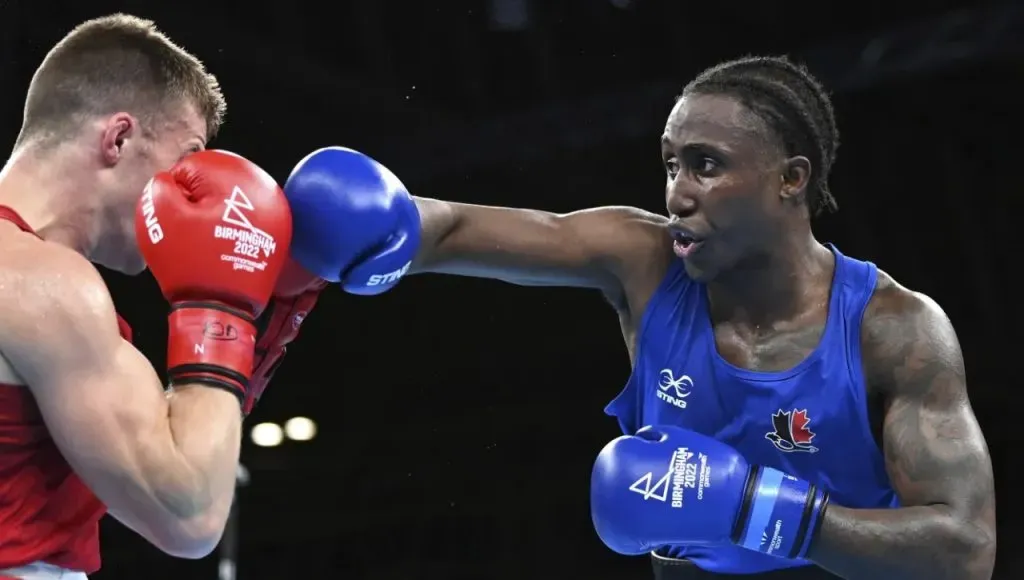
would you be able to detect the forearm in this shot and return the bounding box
[140,304,248,526]
[807,504,995,580]
[162,385,241,522]
[122,385,241,557]
[411,196,459,270]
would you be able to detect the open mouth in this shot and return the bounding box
[671,231,697,246]
[670,230,704,258]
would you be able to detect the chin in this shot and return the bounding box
[682,259,716,283]
[681,248,723,282]
[123,263,148,276]
[96,252,148,275]
[121,256,149,276]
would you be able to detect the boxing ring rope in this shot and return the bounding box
[218,464,249,580]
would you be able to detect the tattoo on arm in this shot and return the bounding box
[807,287,996,580]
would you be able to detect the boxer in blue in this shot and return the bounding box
[279,56,995,579]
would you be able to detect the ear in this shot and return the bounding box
[779,156,811,202]
[99,113,138,167]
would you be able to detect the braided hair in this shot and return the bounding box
[683,56,840,215]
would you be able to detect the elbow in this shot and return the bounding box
[157,539,217,561]
[949,514,996,578]
[954,536,996,580]
[964,526,997,577]
[150,510,229,559]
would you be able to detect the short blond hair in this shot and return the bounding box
[17,14,226,147]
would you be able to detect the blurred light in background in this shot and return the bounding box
[250,418,317,447]
[284,417,317,441]
[251,422,284,447]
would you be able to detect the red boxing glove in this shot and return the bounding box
[246,259,326,416]
[137,150,293,404]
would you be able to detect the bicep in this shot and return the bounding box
[883,378,992,515]
[1,264,173,529]
[414,197,667,294]
[874,293,994,525]
[29,338,170,516]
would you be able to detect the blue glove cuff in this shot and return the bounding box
[734,466,829,560]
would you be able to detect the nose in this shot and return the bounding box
[666,181,698,218]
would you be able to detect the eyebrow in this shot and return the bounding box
[661,136,725,155]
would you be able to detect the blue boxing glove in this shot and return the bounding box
[283,146,421,295]
[591,426,828,560]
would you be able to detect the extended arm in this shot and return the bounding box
[0,247,240,559]
[413,197,670,306]
[807,287,996,579]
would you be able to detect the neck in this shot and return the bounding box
[706,225,833,328]
[0,144,99,257]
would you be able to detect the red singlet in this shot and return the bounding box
[0,206,131,574]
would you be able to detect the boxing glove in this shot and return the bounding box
[246,258,327,416]
[137,150,292,405]
[283,146,420,295]
[590,425,829,560]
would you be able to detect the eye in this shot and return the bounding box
[683,150,720,176]
[178,144,202,162]
[664,157,681,178]
[695,156,718,174]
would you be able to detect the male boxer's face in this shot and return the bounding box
[95,101,207,274]
[661,93,790,282]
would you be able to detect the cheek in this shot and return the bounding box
[705,186,769,238]
[140,139,183,172]
[117,166,155,208]
[705,180,752,215]
[732,174,776,211]
[134,149,180,192]
[153,147,182,173]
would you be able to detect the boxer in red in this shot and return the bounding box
[0,14,299,579]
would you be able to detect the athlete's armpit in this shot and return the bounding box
[807,278,996,579]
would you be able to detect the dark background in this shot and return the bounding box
[2,0,1023,578]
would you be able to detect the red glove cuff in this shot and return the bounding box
[167,302,257,405]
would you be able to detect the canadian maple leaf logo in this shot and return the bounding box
[765,408,819,453]
[790,409,815,445]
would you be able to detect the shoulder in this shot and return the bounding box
[602,206,672,256]
[566,205,670,256]
[0,233,118,353]
[572,205,669,233]
[570,206,673,306]
[860,269,964,399]
[862,270,955,344]
[593,207,675,326]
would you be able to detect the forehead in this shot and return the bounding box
[662,94,766,152]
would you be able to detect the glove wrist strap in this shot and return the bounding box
[167,302,256,406]
[732,466,829,560]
